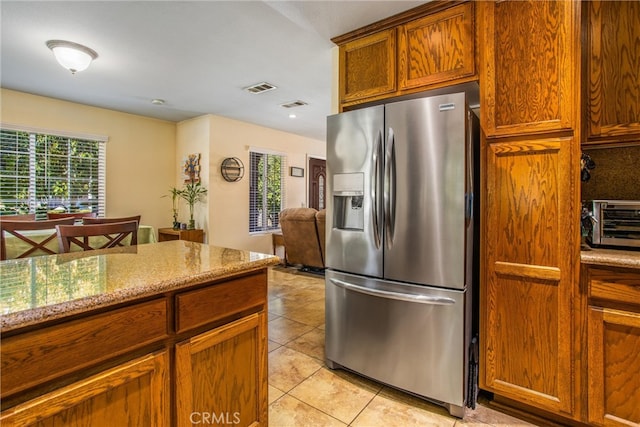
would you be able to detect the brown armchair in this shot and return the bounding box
[279,208,325,270]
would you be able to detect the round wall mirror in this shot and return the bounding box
[221,157,244,182]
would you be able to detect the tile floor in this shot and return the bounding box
[267,267,539,427]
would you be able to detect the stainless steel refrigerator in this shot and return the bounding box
[325,90,479,418]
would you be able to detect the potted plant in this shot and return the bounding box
[164,187,183,229]
[180,182,207,230]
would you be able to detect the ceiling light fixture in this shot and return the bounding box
[151,99,165,105]
[46,40,98,74]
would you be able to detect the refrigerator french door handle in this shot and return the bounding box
[465,110,474,228]
[330,278,456,305]
[385,128,396,249]
[371,131,382,249]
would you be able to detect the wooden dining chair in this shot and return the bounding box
[82,215,141,228]
[0,218,76,260]
[47,212,97,221]
[0,213,36,221]
[56,221,139,253]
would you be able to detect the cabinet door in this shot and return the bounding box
[480,136,576,415]
[587,307,640,426]
[398,2,475,90]
[0,351,169,426]
[339,29,396,104]
[175,312,267,427]
[478,1,578,137]
[585,1,640,143]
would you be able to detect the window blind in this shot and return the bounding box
[0,128,106,219]
[249,149,286,233]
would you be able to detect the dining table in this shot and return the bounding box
[2,225,156,260]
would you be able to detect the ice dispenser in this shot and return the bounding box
[332,173,364,231]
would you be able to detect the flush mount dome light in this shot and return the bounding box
[46,40,98,74]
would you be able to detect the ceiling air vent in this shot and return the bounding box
[280,100,308,108]
[244,82,277,94]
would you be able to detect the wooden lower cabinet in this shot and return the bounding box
[0,351,170,426]
[158,227,204,243]
[480,135,576,416]
[583,265,640,426]
[587,307,640,426]
[175,312,268,426]
[0,269,269,427]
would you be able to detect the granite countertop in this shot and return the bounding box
[0,241,279,332]
[581,246,640,269]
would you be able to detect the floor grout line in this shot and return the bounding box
[267,267,538,427]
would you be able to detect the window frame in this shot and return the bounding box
[0,124,107,219]
[248,148,286,234]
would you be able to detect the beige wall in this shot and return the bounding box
[177,114,325,254]
[331,46,340,114]
[1,88,327,253]
[0,88,176,234]
[175,115,211,233]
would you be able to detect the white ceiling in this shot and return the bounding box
[1,1,426,142]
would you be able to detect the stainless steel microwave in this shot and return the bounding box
[587,200,640,249]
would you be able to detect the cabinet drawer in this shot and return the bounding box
[589,267,640,306]
[175,272,267,333]
[1,298,168,398]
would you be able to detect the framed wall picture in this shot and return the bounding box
[290,167,304,177]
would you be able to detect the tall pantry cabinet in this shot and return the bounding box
[478,0,582,421]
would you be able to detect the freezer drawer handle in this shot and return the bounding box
[330,278,456,305]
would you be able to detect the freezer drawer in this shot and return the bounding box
[325,270,468,413]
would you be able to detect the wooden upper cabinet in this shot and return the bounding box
[479,1,577,137]
[336,1,479,108]
[398,2,475,90]
[339,29,396,104]
[585,0,640,144]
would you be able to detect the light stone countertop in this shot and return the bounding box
[0,241,279,332]
[581,247,640,269]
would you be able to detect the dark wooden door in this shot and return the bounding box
[308,158,326,211]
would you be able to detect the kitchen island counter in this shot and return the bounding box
[0,241,278,425]
[1,240,278,332]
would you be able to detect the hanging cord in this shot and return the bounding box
[467,335,479,409]
[581,152,596,182]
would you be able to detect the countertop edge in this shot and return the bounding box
[1,254,279,333]
[580,247,640,269]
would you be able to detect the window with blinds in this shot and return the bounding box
[249,149,286,233]
[0,128,106,219]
